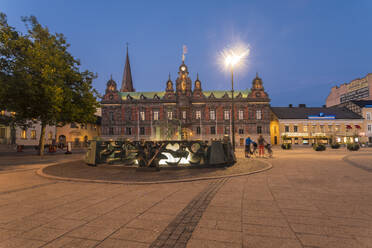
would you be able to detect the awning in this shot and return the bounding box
[355,125,361,129]
[346,125,352,129]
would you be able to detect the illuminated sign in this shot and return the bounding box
[282,132,309,137]
[308,113,335,120]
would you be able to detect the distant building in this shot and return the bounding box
[56,115,101,147]
[0,110,56,147]
[101,48,271,147]
[334,100,372,143]
[326,73,372,107]
[270,104,363,145]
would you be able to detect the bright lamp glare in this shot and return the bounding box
[220,44,250,70]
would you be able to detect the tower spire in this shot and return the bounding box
[120,43,134,92]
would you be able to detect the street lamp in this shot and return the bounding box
[224,50,248,151]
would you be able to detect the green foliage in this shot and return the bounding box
[281,143,291,150]
[313,143,326,151]
[347,143,360,151]
[331,143,340,149]
[0,13,99,155]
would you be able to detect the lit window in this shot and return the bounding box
[167,111,173,120]
[140,111,145,121]
[238,110,244,120]
[21,129,27,139]
[196,110,201,119]
[182,111,186,119]
[224,126,230,134]
[256,110,262,120]
[328,125,333,132]
[30,130,36,139]
[303,125,308,132]
[210,110,215,120]
[153,111,159,121]
[0,110,5,116]
[224,110,230,120]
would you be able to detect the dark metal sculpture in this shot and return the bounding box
[85,139,235,168]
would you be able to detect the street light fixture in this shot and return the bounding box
[224,49,249,151]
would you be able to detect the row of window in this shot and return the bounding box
[284,124,352,133]
[109,126,264,136]
[70,123,97,131]
[109,110,263,121]
[367,112,371,120]
[20,130,54,140]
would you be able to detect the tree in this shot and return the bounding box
[0,13,99,155]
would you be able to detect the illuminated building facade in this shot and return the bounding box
[101,49,271,147]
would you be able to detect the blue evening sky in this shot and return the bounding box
[2,0,372,106]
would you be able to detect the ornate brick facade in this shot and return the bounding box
[101,51,271,146]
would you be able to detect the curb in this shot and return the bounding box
[342,153,372,172]
[36,160,273,185]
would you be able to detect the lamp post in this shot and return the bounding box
[230,67,235,151]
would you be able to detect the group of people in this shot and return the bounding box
[244,135,272,158]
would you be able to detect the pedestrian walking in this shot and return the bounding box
[258,135,266,157]
[245,136,253,158]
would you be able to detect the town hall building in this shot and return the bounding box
[101,48,271,147]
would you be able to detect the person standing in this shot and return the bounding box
[258,135,266,157]
[245,136,253,158]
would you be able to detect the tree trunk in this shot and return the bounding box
[38,122,46,156]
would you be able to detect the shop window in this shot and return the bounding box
[294,125,298,132]
[196,126,201,135]
[153,111,159,121]
[239,128,244,134]
[140,127,145,135]
[210,126,216,135]
[303,138,309,145]
[30,130,36,140]
[257,126,262,134]
[294,137,299,144]
[238,110,244,120]
[224,110,230,120]
[21,129,27,139]
[210,110,215,120]
[284,125,289,132]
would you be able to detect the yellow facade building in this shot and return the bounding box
[270,105,363,145]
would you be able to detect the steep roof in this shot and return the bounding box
[120,46,134,92]
[271,107,362,119]
[119,89,251,100]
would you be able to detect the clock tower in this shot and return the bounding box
[175,62,192,97]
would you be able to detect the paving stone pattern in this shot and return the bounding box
[149,178,228,248]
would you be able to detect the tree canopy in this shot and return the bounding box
[0,13,99,155]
